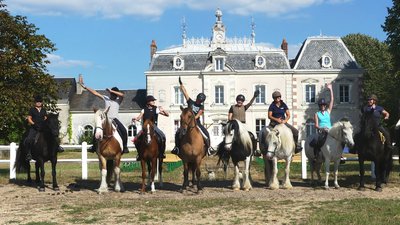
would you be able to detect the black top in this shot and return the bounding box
[187,98,204,123]
[29,107,47,127]
[143,105,159,125]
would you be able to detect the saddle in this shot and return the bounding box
[309,130,328,149]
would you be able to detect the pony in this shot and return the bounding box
[305,120,355,189]
[355,110,393,192]
[177,106,206,193]
[134,118,163,193]
[15,113,60,192]
[94,107,124,193]
[259,124,295,190]
[216,119,257,191]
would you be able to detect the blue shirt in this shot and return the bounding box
[316,111,332,129]
[363,105,384,124]
[268,101,288,120]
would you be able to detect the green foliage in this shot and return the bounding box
[0,2,58,144]
[67,113,73,143]
[78,131,93,145]
[342,33,399,127]
[383,0,400,72]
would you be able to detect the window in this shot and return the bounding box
[255,119,266,138]
[255,55,266,68]
[215,58,224,71]
[339,84,350,103]
[215,85,224,104]
[128,124,137,137]
[306,119,316,137]
[321,55,332,68]
[212,120,223,136]
[174,86,185,105]
[255,85,266,104]
[174,120,181,133]
[84,125,94,137]
[173,56,184,70]
[305,84,316,103]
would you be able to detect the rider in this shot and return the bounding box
[171,77,213,156]
[25,95,64,161]
[228,90,260,155]
[311,83,334,160]
[267,91,302,153]
[362,94,393,150]
[80,83,129,154]
[132,95,169,159]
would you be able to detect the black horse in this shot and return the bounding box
[15,113,60,192]
[355,110,393,192]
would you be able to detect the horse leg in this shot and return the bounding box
[195,159,202,193]
[243,157,252,191]
[140,159,147,193]
[150,158,157,193]
[263,155,272,188]
[269,158,279,190]
[51,158,59,191]
[158,158,163,188]
[358,158,366,191]
[98,157,108,193]
[324,158,330,190]
[35,161,40,185]
[38,161,46,192]
[106,160,114,187]
[232,163,240,191]
[374,160,383,192]
[316,161,322,184]
[113,155,124,192]
[182,163,189,192]
[26,162,32,183]
[147,160,152,187]
[282,158,293,189]
[333,159,340,189]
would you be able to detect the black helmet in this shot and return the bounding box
[368,94,378,101]
[196,93,206,103]
[272,91,281,99]
[111,87,119,92]
[146,95,157,102]
[34,95,43,102]
[236,94,245,102]
[318,98,327,105]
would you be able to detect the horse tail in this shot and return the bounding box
[15,141,29,173]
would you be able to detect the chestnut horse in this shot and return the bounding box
[134,118,163,193]
[94,108,124,193]
[177,106,206,193]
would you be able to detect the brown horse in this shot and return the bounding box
[94,108,124,193]
[177,106,206,193]
[134,118,163,193]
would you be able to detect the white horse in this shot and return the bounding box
[305,120,354,189]
[261,124,295,190]
[217,119,255,191]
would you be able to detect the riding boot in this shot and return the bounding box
[159,140,166,159]
[171,132,180,155]
[122,146,129,154]
[57,145,64,153]
[313,148,320,161]
[88,141,97,153]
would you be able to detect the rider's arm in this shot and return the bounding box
[180,84,190,101]
[80,83,104,100]
[27,115,34,125]
[228,106,233,120]
[382,109,390,120]
[314,113,320,129]
[133,109,145,122]
[195,109,204,120]
[268,111,283,123]
[284,109,291,123]
[107,88,124,98]
[327,83,334,112]
[158,106,169,117]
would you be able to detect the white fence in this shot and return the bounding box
[0,142,138,180]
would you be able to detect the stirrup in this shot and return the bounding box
[207,147,217,156]
[171,147,179,155]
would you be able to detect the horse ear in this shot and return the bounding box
[105,106,111,114]
[266,127,271,133]
[93,107,98,113]
[180,105,184,111]
[275,130,280,136]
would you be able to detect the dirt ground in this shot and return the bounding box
[1,176,400,225]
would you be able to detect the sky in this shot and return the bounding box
[4,0,394,90]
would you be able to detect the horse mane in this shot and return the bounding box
[267,124,294,151]
[230,119,253,151]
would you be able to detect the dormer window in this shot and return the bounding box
[321,55,332,68]
[173,56,184,70]
[255,55,266,68]
[215,57,224,71]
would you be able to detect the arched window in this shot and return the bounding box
[84,125,94,137]
[305,119,316,137]
[128,124,137,138]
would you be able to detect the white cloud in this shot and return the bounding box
[6,0,351,18]
[46,54,93,68]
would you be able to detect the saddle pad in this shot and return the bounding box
[379,131,385,144]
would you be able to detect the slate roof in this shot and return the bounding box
[55,78,76,104]
[69,89,146,112]
[292,36,360,70]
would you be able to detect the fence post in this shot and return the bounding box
[9,142,17,180]
[82,142,88,180]
[301,140,307,179]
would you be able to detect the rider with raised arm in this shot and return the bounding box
[171,77,213,156]
[79,82,129,154]
[132,95,169,159]
[268,91,302,153]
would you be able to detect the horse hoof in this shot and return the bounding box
[283,185,293,189]
[269,186,279,190]
[243,188,251,192]
[375,187,383,192]
[53,187,60,191]
[39,187,45,192]
[233,187,240,191]
[97,188,109,194]
[324,186,330,190]
[334,186,340,189]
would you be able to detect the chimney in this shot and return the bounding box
[77,74,84,94]
[150,40,157,62]
[281,38,288,58]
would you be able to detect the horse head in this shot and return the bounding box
[142,119,155,145]
[223,120,238,151]
[45,113,60,138]
[337,119,355,148]
[94,106,112,140]
[266,129,281,159]
[179,106,196,136]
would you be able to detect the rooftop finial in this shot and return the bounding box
[215,8,222,24]
[181,16,187,46]
[251,17,256,45]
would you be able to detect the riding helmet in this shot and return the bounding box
[236,94,245,102]
[368,94,378,101]
[196,93,206,103]
[34,95,43,102]
[318,98,327,105]
[146,95,157,102]
[111,87,120,92]
[272,91,281,99]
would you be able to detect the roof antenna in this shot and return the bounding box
[251,17,256,45]
[182,16,187,47]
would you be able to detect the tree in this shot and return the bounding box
[382,0,400,72]
[342,33,399,127]
[0,1,59,144]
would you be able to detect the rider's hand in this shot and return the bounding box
[179,76,183,85]
[106,88,111,92]
[253,90,260,98]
